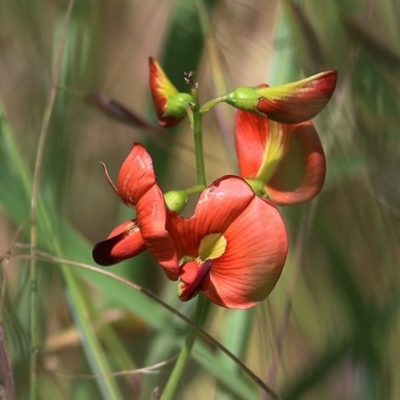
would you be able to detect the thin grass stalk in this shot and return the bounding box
[28,1,75,399]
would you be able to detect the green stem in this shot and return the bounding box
[190,84,207,187]
[200,95,227,114]
[160,295,207,400]
[186,184,206,195]
[160,75,209,400]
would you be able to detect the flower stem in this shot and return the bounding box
[191,85,207,187]
[159,73,209,400]
[186,184,206,195]
[200,95,227,114]
[160,295,207,400]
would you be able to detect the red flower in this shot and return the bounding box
[166,176,288,309]
[92,143,179,280]
[225,70,337,124]
[235,108,325,205]
[149,57,193,128]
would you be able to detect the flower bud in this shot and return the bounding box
[225,70,337,124]
[164,190,188,213]
[149,57,193,128]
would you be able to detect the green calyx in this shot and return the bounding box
[164,93,194,118]
[224,86,260,112]
[245,179,266,197]
[164,190,188,214]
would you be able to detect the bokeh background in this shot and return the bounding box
[0,1,399,399]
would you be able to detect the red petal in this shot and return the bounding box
[117,143,156,205]
[92,220,145,266]
[167,176,255,259]
[136,185,179,280]
[178,260,212,301]
[204,196,288,309]
[235,110,292,180]
[256,70,337,123]
[266,121,326,205]
[235,110,268,178]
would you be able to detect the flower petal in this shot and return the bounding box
[136,184,179,280]
[167,176,255,259]
[178,260,212,301]
[235,109,268,179]
[235,110,292,182]
[92,219,146,266]
[117,143,156,205]
[266,121,326,205]
[256,70,337,123]
[204,196,288,309]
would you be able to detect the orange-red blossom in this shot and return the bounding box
[93,144,288,309]
[168,175,288,309]
[234,70,337,205]
[235,106,326,205]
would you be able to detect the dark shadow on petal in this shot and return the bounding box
[92,229,145,266]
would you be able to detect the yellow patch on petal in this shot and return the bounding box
[256,121,289,182]
[154,62,178,99]
[198,233,227,260]
[258,71,330,101]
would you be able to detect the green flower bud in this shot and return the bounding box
[225,86,260,112]
[224,70,337,124]
[164,93,193,119]
[164,190,188,213]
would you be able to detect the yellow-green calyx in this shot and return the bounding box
[225,86,260,112]
[164,93,193,118]
[164,190,188,214]
[245,179,266,197]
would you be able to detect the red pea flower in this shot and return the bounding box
[149,57,193,128]
[235,106,326,205]
[225,70,337,124]
[167,176,288,309]
[92,143,179,280]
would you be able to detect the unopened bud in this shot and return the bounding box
[164,190,188,213]
[225,70,337,124]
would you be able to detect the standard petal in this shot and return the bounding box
[136,184,179,280]
[92,220,146,266]
[255,70,337,123]
[266,121,326,205]
[117,143,156,205]
[167,176,255,259]
[203,196,288,309]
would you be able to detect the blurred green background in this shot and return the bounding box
[0,0,399,399]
